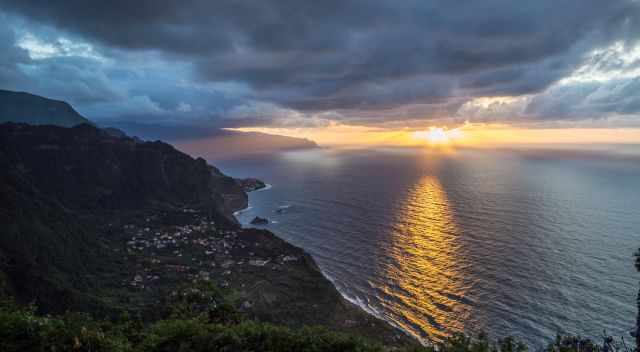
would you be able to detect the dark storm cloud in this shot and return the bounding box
[0,14,247,128]
[0,19,31,86]
[2,0,640,128]
[0,15,123,105]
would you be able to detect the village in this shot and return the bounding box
[90,206,402,342]
[112,209,301,294]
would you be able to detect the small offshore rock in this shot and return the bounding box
[250,216,269,225]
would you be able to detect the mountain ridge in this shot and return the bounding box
[0,89,318,158]
[0,89,92,127]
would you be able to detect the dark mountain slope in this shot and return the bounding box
[0,162,110,311]
[0,122,245,312]
[0,90,91,127]
[0,122,409,346]
[0,123,245,217]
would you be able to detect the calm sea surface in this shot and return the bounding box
[213,147,640,347]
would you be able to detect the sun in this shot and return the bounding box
[412,127,462,145]
[424,128,450,143]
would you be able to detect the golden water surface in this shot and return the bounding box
[381,175,472,343]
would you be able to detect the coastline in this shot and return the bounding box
[236,183,418,347]
[233,204,253,216]
[255,183,273,192]
[231,184,271,216]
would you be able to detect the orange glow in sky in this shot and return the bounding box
[229,122,640,148]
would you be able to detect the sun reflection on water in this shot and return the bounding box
[381,176,470,344]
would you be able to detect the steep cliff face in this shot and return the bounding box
[0,90,92,127]
[0,122,246,310]
[0,123,246,219]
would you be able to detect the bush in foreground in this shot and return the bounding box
[0,298,132,352]
[0,294,636,352]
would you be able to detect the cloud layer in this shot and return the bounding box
[1,1,640,133]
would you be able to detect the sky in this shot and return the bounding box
[2,1,640,146]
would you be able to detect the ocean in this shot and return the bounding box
[214,147,640,347]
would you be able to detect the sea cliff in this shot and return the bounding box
[0,122,410,347]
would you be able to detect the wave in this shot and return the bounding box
[232,205,252,216]
[255,183,272,191]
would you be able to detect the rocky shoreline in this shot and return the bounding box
[235,177,268,193]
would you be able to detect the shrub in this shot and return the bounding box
[1,294,636,352]
[0,297,132,352]
[139,320,384,352]
[167,281,244,324]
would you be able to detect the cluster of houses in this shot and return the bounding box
[125,219,220,252]
[119,213,299,290]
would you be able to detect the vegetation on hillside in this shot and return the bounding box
[1,279,636,352]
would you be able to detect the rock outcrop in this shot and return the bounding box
[236,177,267,192]
[250,216,269,225]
